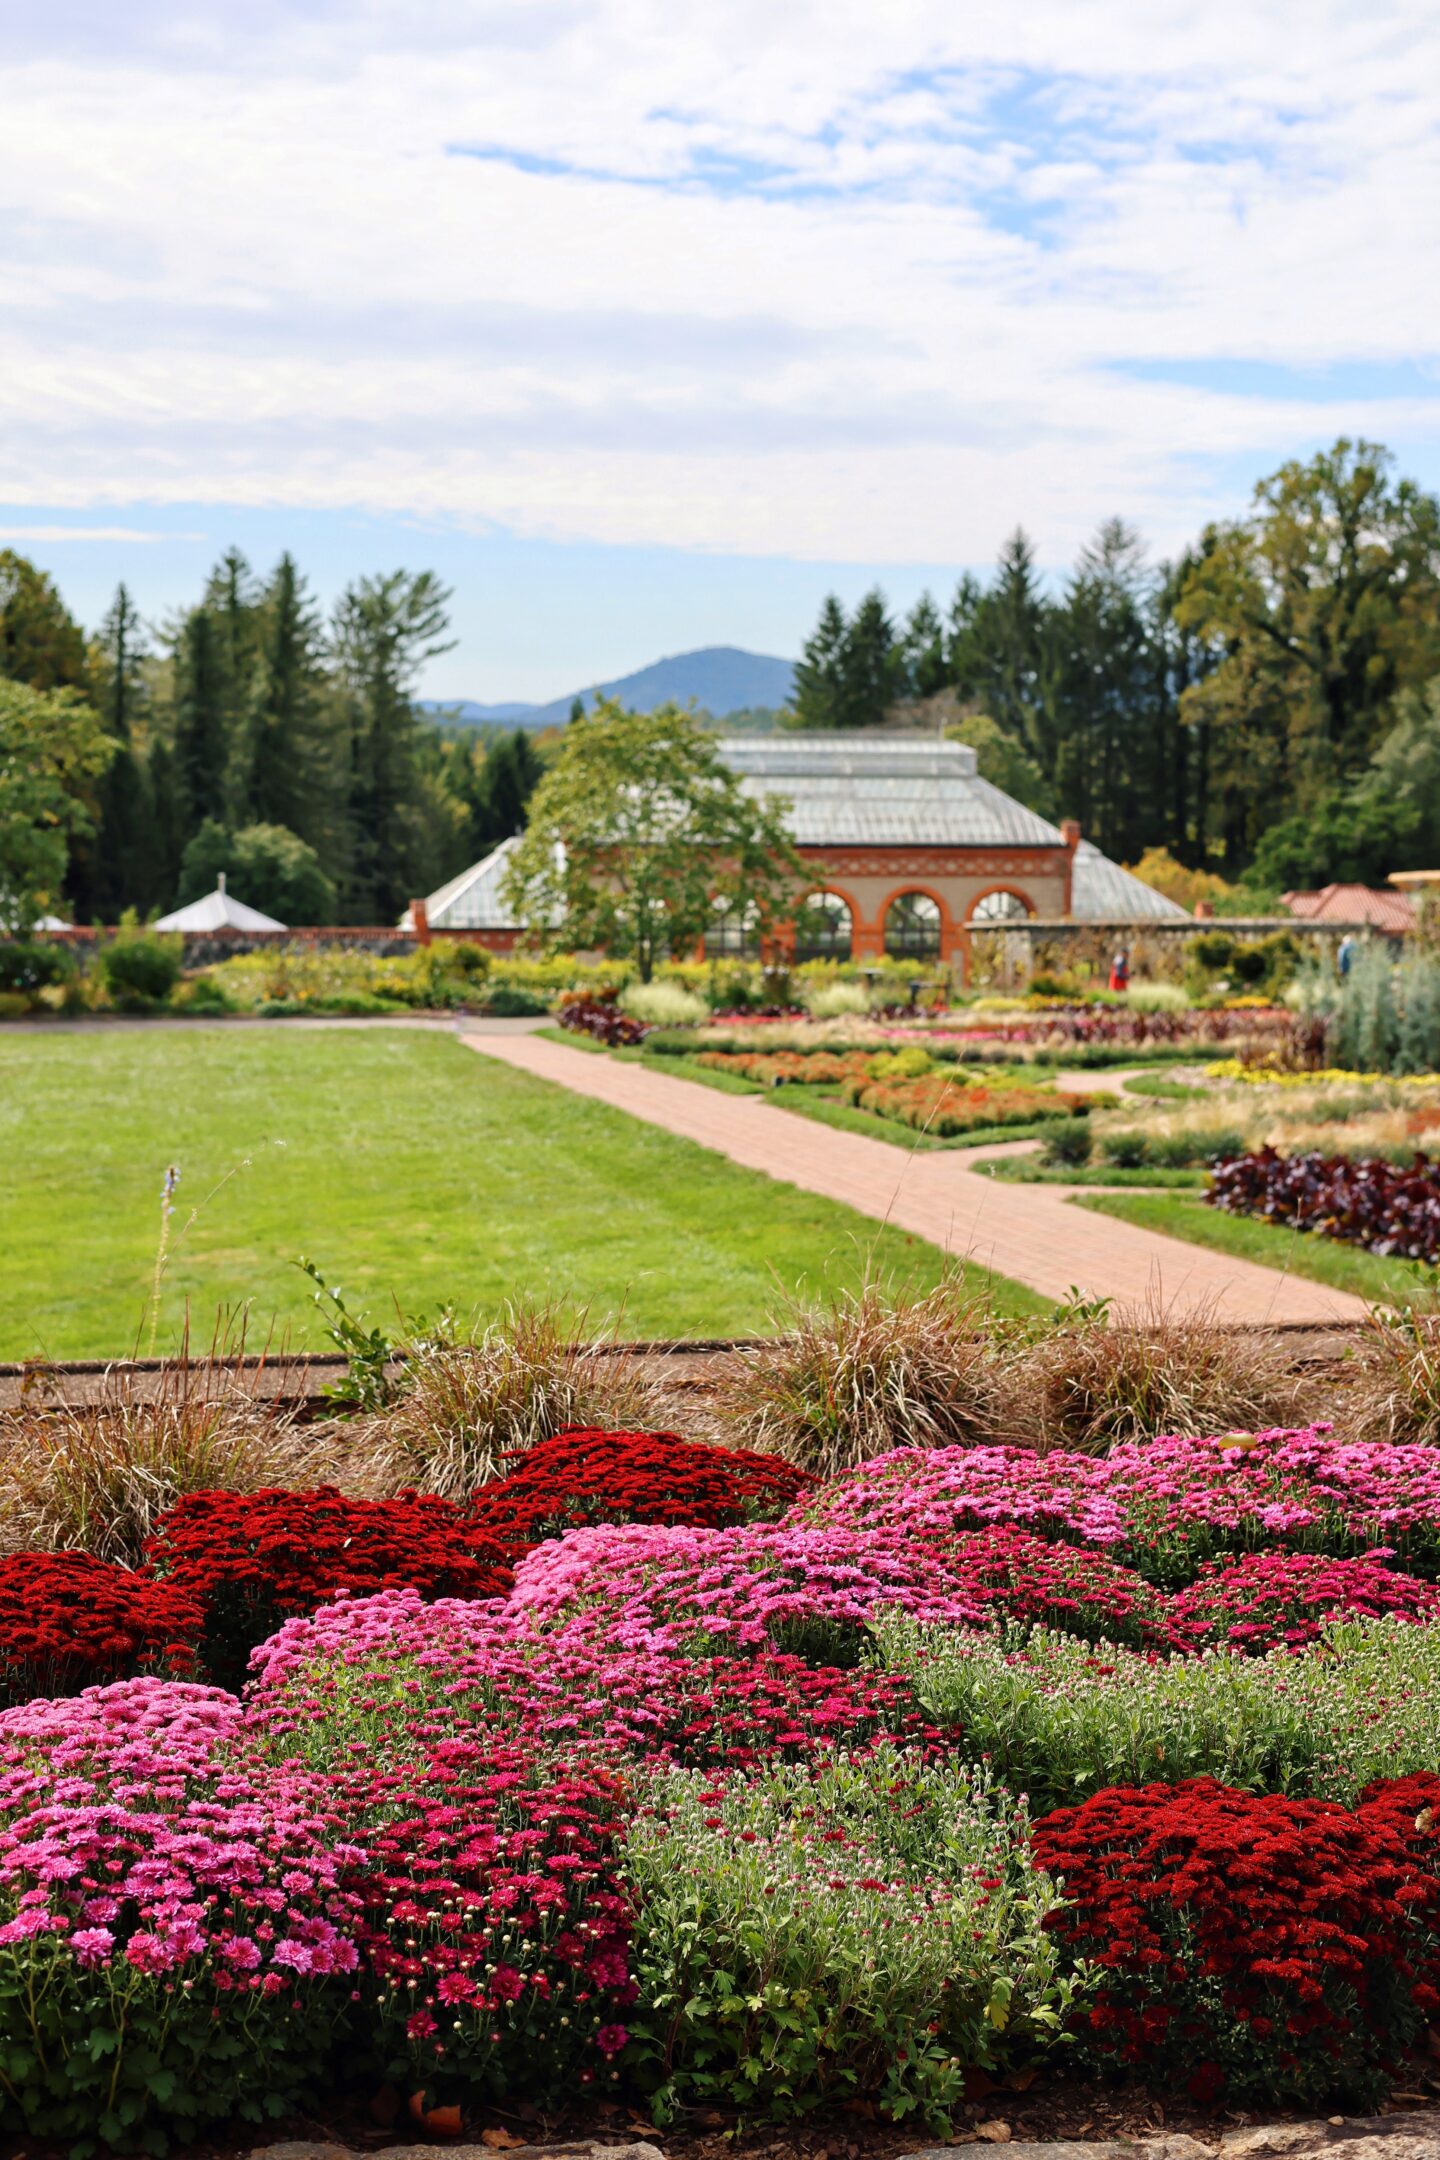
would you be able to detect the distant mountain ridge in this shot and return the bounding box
[422,645,795,730]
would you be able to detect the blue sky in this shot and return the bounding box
[3,3,1438,701]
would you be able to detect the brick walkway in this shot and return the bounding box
[460,1032,1369,1322]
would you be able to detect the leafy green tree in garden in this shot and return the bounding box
[1175,440,1440,828]
[235,555,335,846]
[177,818,337,922]
[504,700,801,979]
[790,595,850,728]
[951,712,1053,816]
[0,679,112,930]
[0,551,90,693]
[332,570,455,920]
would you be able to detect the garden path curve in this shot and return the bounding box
[459,1032,1369,1323]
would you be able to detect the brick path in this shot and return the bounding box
[460,1032,1370,1322]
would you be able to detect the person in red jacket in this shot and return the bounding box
[1108,947,1130,993]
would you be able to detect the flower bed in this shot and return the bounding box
[3,1419,1440,2141]
[1031,1779,1432,2108]
[1209,1145,1440,1262]
[837,1072,1084,1136]
[466,1427,808,1544]
[145,1486,514,1685]
[0,1552,203,1702]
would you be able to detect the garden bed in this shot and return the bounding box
[6,1412,1440,2151]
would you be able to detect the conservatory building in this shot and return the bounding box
[404,733,1184,966]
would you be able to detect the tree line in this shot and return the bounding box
[0,549,542,925]
[790,440,1440,888]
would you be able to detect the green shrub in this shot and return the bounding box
[1191,931,1236,971]
[620,979,710,1025]
[175,974,235,1014]
[0,941,72,999]
[98,923,182,1008]
[1041,1121,1093,1167]
[1098,1129,1150,1168]
[623,1752,1080,2128]
[482,983,550,1016]
[445,941,492,978]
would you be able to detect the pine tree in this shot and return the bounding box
[479,728,543,843]
[899,593,949,699]
[173,608,229,825]
[146,740,187,907]
[332,571,455,920]
[70,584,153,920]
[954,531,1051,766]
[237,554,334,848]
[790,595,849,729]
[203,548,260,813]
[840,588,902,726]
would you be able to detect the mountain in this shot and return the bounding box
[422,645,795,731]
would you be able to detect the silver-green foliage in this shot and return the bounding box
[622,1748,1086,2127]
[872,1613,1440,1811]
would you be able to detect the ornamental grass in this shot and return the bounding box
[372,1301,668,1498]
[717,1276,1007,1474]
[0,1363,330,1564]
[1013,1293,1304,1454]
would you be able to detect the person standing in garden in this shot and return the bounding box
[1108,946,1131,993]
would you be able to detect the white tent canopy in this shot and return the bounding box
[153,874,285,933]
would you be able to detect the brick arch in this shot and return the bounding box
[877,882,953,960]
[781,881,862,961]
[964,883,1037,924]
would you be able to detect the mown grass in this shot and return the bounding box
[0,1029,1046,1359]
[978,1159,1210,1189]
[1075,1190,1430,1303]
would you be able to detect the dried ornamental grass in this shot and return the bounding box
[716,1278,1006,1475]
[0,1363,333,1564]
[374,1301,666,1497]
[1343,1304,1440,1446]
[1014,1296,1304,1453]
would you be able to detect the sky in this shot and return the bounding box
[2,1,1438,702]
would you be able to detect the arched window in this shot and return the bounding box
[704,896,760,958]
[969,888,1034,924]
[884,891,942,958]
[793,891,852,961]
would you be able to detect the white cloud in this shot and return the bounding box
[1,2,1438,567]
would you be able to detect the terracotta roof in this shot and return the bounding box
[1281,884,1416,933]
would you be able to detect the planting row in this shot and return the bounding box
[1210,1144,1440,1263]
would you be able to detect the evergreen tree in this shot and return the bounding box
[1047,520,1163,861]
[0,551,90,693]
[479,728,543,843]
[146,740,187,906]
[236,554,334,847]
[949,532,1050,766]
[332,570,455,920]
[69,584,153,920]
[841,588,903,726]
[173,608,229,825]
[203,548,261,812]
[899,592,949,699]
[789,594,849,729]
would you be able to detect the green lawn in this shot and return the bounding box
[979,1159,1209,1189]
[1074,1190,1431,1303]
[0,1029,1043,1358]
